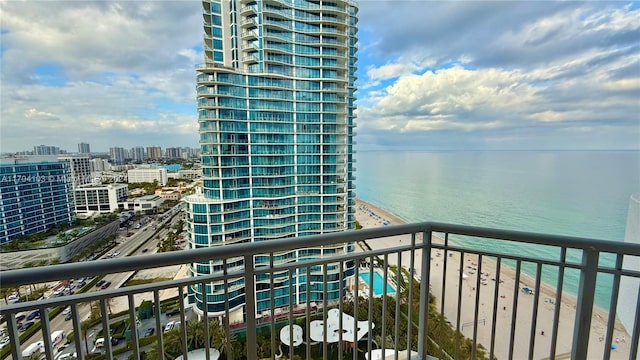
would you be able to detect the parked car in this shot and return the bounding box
[142,248,148,253]
[15,313,26,322]
[26,310,40,320]
[100,281,111,289]
[55,352,78,360]
[163,321,175,333]
[19,321,35,332]
[95,280,105,288]
[165,308,181,317]
[144,328,155,337]
[64,312,73,321]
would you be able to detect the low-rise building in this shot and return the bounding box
[176,169,202,180]
[125,195,164,213]
[74,184,128,214]
[156,189,181,201]
[128,168,168,186]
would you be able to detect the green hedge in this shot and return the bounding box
[113,335,157,356]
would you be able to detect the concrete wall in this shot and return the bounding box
[0,219,119,270]
[617,192,639,359]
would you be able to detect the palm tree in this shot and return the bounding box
[256,331,272,359]
[163,328,184,358]
[206,319,224,348]
[374,334,394,349]
[81,319,92,355]
[215,328,238,360]
[145,342,161,360]
[186,320,205,350]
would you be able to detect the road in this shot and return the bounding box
[15,204,185,357]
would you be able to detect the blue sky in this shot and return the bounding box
[1,1,638,152]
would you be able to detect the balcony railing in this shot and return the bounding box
[1,223,639,360]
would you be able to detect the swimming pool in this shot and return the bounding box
[359,271,396,296]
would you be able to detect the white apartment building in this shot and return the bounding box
[127,168,168,186]
[59,155,91,187]
[74,184,128,214]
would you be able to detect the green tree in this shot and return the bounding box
[138,300,154,320]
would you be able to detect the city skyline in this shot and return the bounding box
[1,1,639,151]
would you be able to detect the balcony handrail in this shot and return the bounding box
[1,221,639,289]
[1,221,640,360]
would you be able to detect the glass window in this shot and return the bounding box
[213,39,223,50]
[210,2,221,13]
[214,51,224,62]
[212,27,223,37]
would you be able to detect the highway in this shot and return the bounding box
[14,204,185,357]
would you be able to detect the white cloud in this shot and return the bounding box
[355,2,639,150]
[0,1,638,152]
[0,1,202,152]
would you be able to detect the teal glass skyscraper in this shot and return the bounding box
[186,0,358,317]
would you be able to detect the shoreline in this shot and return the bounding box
[354,197,631,359]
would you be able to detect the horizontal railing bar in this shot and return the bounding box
[3,246,640,318]
[430,243,640,278]
[1,248,386,314]
[430,222,640,254]
[3,222,638,288]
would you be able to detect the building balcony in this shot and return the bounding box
[1,223,639,360]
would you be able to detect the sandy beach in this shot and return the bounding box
[354,198,632,360]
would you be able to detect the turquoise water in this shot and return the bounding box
[354,150,640,308]
[360,271,396,296]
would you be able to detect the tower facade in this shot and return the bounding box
[0,156,74,244]
[185,0,358,316]
[109,147,127,165]
[78,142,91,154]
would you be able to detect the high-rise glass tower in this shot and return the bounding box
[185,0,358,317]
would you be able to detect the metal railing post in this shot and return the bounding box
[245,254,258,360]
[418,228,432,360]
[572,248,599,358]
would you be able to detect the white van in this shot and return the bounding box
[22,340,44,357]
[51,330,65,347]
[91,337,105,353]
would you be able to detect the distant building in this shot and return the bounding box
[181,147,200,159]
[177,169,202,180]
[109,147,127,165]
[90,158,111,172]
[146,146,163,160]
[165,147,182,159]
[0,156,74,244]
[125,195,164,213]
[156,189,181,201]
[74,184,128,214]
[128,168,168,186]
[130,147,146,162]
[78,143,91,154]
[33,145,60,156]
[59,155,91,188]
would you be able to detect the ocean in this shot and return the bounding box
[354,150,640,308]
